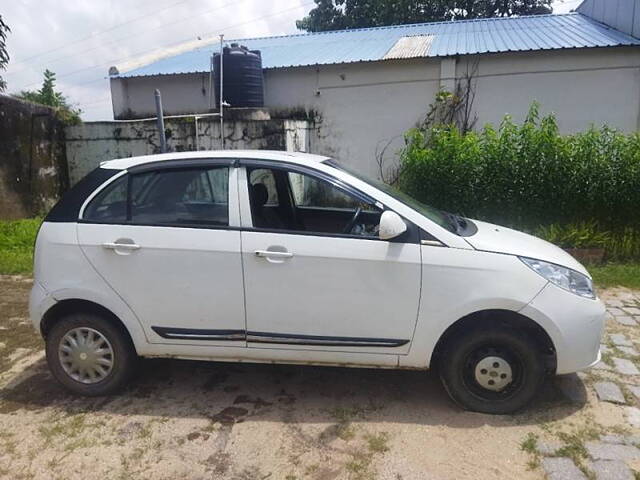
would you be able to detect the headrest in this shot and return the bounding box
[251,183,269,207]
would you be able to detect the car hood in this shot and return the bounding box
[464,219,589,276]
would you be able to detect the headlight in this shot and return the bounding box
[520,257,595,299]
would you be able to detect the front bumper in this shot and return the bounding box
[520,282,606,375]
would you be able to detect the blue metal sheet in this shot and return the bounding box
[118,13,640,78]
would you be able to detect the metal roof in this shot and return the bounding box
[117,13,640,78]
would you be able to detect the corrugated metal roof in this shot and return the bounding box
[117,13,640,78]
[383,35,435,59]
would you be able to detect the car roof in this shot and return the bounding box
[100,150,332,170]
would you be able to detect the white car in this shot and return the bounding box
[30,150,605,414]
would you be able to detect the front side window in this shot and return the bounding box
[247,166,382,237]
[83,167,229,227]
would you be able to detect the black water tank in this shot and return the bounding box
[214,44,264,108]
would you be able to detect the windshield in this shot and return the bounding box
[324,159,456,233]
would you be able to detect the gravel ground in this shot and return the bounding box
[1,275,640,480]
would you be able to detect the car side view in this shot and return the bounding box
[29,150,605,414]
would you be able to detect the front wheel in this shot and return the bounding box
[438,328,545,414]
[45,313,137,396]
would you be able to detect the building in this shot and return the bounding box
[109,0,640,177]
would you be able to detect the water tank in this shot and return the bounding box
[214,44,264,108]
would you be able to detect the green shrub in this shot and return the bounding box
[398,103,640,231]
[534,221,610,249]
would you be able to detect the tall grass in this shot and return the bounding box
[0,218,42,274]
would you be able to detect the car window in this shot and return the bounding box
[83,175,127,223]
[248,167,381,237]
[249,169,278,206]
[131,167,229,226]
[83,167,229,227]
[288,172,370,210]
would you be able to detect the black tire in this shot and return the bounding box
[45,313,137,396]
[438,327,545,414]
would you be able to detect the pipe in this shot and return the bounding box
[111,112,221,122]
[208,54,214,109]
[195,115,199,150]
[154,89,167,153]
[219,34,225,149]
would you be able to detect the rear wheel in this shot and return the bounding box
[45,313,137,396]
[438,328,545,414]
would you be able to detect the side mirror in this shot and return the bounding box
[379,211,407,240]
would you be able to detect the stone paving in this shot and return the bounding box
[538,288,640,480]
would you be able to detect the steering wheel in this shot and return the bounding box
[342,207,362,234]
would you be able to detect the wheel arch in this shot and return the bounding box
[429,309,557,374]
[40,299,138,354]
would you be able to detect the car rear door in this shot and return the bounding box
[238,161,422,356]
[76,160,246,347]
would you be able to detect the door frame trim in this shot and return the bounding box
[150,326,409,347]
[151,326,245,341]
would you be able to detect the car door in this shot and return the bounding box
[239,162,422,355]
[77,161,246,346]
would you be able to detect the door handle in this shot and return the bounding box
[254,250,293,259]
[102,242,141,251]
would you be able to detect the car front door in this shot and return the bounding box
[77,161,246,346]
[239,162,422,355]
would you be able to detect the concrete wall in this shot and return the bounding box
[111,46,640,178]
[111,72,213,119]
[65,115,312,184]
[264,59,442,179]
[578,0,640,38]
[0,95,69,219]
[459,47,640,132]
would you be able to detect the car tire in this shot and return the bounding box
[45,313,137,396]
[438,327,545,414]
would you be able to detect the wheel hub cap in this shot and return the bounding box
[474,355,513,392]
[58,327,114,384]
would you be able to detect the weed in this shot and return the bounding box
[366,432,390,453]
[520,432,539,454]
[345,452,374,480]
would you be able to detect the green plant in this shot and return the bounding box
[398,102,640,260]
[590,263,640,289]
[399,103,640,233]
[15,70,81,125]
[535,221,610,249]
[0,218,41,274]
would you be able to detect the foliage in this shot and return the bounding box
[16,69,81,125]
[589,264,640,290]
[535,222,610,249]
[0,218,41,275]
[0,14,9,92]
[534,223,640,261]
[398,103,640,233]
[297,0,552,32]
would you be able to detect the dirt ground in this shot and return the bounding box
[1,275,639,480]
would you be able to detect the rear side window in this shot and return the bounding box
[83,175,127,223]
[131,168,229,226]
[83,167,230,227]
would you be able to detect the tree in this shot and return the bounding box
[296,0,553,32]
[0,14,10,92]
[16,69,81,124]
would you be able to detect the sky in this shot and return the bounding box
[2,0,584,121]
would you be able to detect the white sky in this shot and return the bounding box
[2,0,583,121]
